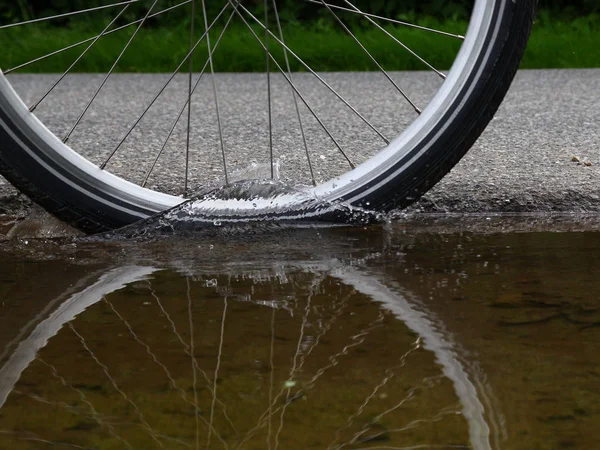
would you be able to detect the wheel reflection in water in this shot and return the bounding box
[0,259,495,449]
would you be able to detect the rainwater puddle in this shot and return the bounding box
[0,216,599,449]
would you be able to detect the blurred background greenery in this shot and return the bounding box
[1,0,598,71]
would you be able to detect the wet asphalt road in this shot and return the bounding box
[1,69,599,216]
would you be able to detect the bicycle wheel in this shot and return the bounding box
[0,0,536,233]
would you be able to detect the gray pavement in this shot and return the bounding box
[1,69,599,216]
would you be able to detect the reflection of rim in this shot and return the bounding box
[0,266,158,409]
[332,267,490,450]
[0,262,491,449]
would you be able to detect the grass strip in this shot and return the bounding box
[0,14,598,73]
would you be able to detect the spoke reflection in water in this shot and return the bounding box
[0,251,493,450]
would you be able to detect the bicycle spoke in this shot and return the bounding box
[68,323,167,449]
[103,297,204,422]
[274,389,289,450]
[306,310,385,387]
[0,429,97,450]
[265,0,274,179]
[187,279,201,450]
[29,3,132,112]
[200,0,229,185]
[142,11,236,188]
[234,2,390,145]
[14,390,103,427]
[237,283,340,447]
[4,1,193,75]
[327,338,421,450]
[184,0,197,197]
[271,0,316,186]
[319,0,421,114]
[149,282,238,439]
[100,2,233,170]
[0,0,140,29]
[206,297,228,449]
[237,290,359,447]
[273,290,313,450]
[302,0,465,40]
[276,298,372,450]
[37,358,134,449]
[342,0,446,79]
[63,0,161,144]
[266,307,276,450]
[269,288,344,450]
[230,3,356,170]
[338,408,459,450]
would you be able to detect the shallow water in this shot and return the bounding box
[0,218,599,449]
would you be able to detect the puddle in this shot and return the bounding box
[0,223,599,449]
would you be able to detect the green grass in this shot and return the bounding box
[0,13,598,73]
[521,13,600,68]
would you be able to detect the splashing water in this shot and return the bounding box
[110,177,384,238]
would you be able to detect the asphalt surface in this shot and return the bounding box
[1,69,599,217]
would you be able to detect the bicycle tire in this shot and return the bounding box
[0,0,536,233]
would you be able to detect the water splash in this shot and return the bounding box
[110,178,384,238]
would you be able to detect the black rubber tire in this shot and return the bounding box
[345,0,537,211]
[0,0,536,234]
